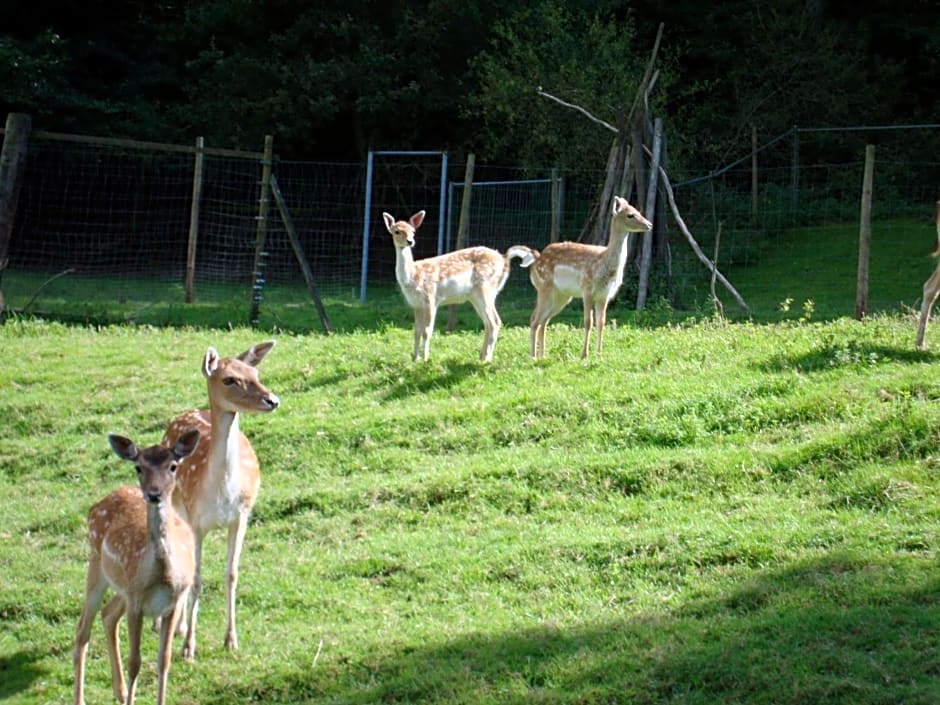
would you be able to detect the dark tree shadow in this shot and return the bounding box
[192,554,940,704]
[0,649,50,700]
[758,343,934,374]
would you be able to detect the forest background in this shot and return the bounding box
[2,0,938,171]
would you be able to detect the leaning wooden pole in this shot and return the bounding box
[249,135,274,326]
[448,154,475,332]
[855,144,875,320]
[657,161,750,312]
[0,113,31,312]
[185,136,205,304]
[270,174,332,333]
[636,117,663,310]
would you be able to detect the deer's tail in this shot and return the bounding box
[506,245,538,268]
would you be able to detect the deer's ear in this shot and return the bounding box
[173,429,200,460]
[238,340,276,367]
[409,210,426,229]
[108,434,139,462]
[612,196,628,213]
[202,347,220,378]
[382,212,396,232]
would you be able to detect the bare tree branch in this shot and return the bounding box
[536,89,619,134]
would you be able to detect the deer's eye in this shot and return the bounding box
[169,463,178,474]
[222,377,236,386]
[135,465,142,474]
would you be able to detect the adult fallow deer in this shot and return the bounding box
[383,210,535,361]
[915,201,940,349]
[74,430,200,705]
[520,196,652,359]
[161,341,280,660]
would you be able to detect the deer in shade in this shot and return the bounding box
[520,196,652,359]
[383,210,535,361]
[73,430,200,705]
[916,201,940,349]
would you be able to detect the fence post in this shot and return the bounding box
[550,168,560,243]
[855,144,875,321]
[447,154,475,332]
[249,135,274,326]
[636,117,663,310]
[751,124,759,228]
[185,136,205,303]
[790,127,800,212]
[0,113,31,310]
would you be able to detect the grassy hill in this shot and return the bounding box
[2,304,940,703]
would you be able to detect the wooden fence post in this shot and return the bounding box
[249,135,274,326]
[0,113,31,310]
[855,144,875,320]
[550,168,560,243]
[185,136,204,303]
[636,117,663,310]
[447,154,475,332]
[751,124,759,228]
[270,174,332,333]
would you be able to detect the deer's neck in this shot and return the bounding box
[208,405,242,481]
[602,229,631,274]
[147,501,174,562]
[395,247,417,288]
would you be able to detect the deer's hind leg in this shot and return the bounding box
[917,264,940,349]
[471,289,502,362]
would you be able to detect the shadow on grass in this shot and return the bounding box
[381,359,485,402]
[759,342,935,373]
[194,555,940,705]
[0,649,49,700]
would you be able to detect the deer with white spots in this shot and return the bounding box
[160,341,280,661]
[520,196,652,359]
[73,430,200,705]
[383,210,535,361]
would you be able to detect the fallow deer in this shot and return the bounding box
[161,341,280,660]
[520,196,652,359]
[915,201,940,349]
[383,210,535,362]
[73,430,200,705]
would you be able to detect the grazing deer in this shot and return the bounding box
[73,430,200,705]
[916,201,940,349]
[383,210,536,361]
[161,341,280,661]
[520,196,652,359]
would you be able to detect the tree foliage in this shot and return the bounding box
[0,0,937,168]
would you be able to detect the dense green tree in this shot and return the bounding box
[0,0,937,166]
[465,1,659,171]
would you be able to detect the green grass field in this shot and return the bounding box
[2,217,940,704]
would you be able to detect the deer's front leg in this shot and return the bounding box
[125,609,144,705]
[182,532,205,661]
[224,514,250,651]
[101,596,128,704]
[595,300,609,355]
[581,296,595,359]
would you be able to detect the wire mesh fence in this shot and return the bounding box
[2,123,938,329]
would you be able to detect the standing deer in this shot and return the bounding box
[73,430,200,705]
[383,210,536,361]
[915,201,940,349]
[520,196,652,359]
[161,341,280,661]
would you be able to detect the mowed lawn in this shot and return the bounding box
[2,302,940,704]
